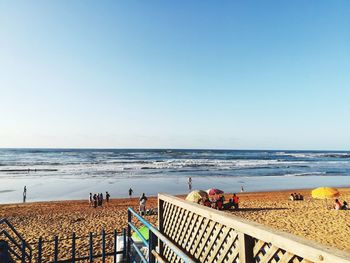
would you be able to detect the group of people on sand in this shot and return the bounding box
[200,193,240,211]
[334,199,348,210]
[88,188,154,215]
[289,193,304,201]
[89,192,110,208]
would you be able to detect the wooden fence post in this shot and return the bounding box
[102,229,106,263]
[37,237,42,263]
[113,229,117,263]
[238,232,255,263]
[89,232,93,263]
[72,232,76,263]
[54,236,58,263]
[148,231,157,263]
[158,197,164,257]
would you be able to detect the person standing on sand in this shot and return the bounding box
[89,193,92,207]
[129,188,133,198]
[23,186,27,203]
[139,193,148,215]
[99,193,104,207]
[93,194,97,208]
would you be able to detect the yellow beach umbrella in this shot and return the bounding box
[186,190,208,203]
[311,187,339,199]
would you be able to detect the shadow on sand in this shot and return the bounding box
[230,207,288,212]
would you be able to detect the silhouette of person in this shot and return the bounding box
[23,186,27,203]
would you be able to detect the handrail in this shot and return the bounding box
[128,208,196,263]
[131,242,148,263]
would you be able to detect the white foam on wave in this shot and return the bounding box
[276,152,350,159]
[0,158,309,178]
[283,172,327,177]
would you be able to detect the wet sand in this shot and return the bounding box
[1,188,349,261]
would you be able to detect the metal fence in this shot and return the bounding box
[0,218,126,263]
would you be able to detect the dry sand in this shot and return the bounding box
[225,188,350,252]
[1,188,349,261]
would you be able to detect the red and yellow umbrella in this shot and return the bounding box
[311,187,339,199]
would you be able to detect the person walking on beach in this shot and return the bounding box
[139,193,148,215]
[106,191,110,203]
[129,188,133,198]
[188,177,192,190]
[23,186,27,203]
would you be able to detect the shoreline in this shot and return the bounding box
[1,185,349,206]
[2,174,350,204]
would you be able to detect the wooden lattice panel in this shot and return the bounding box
[161,201,240,262]
[253,238,313,263]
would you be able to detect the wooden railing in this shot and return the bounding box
[158,194,350,263]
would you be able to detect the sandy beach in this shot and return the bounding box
[1,188,350,261]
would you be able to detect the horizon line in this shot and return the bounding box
[0,147,349,152]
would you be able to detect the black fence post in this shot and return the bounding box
[54,236,58,263]
[127,210,131,263]
[149,231,156,263]
[37,237,42,263]
[89,232,93,263]
[102,229,106,263]
[72,232,76,263]
[123,228,126,259]
[21,240,26,263]
[113,229,117,263]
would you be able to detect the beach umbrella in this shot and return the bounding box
[311,187,339,199]
[186,190,208,203]
[207,188,224,196]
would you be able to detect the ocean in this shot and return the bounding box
[1,149,350,203]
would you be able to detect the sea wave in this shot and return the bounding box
[275,152,350,159]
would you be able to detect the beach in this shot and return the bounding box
[1,188,349,261]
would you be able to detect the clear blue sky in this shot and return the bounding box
[1,1,349,150]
